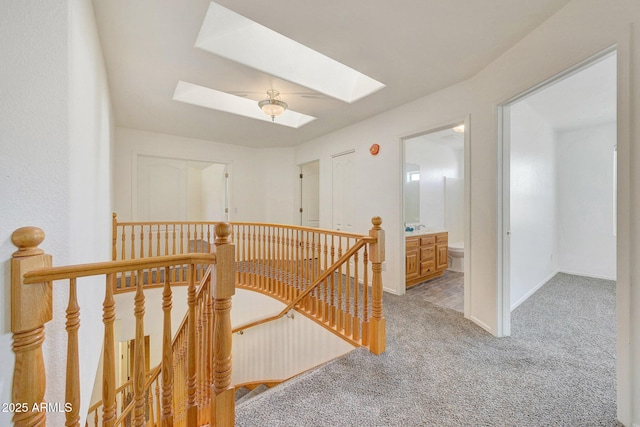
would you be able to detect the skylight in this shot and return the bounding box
[194,2,385,103]
[172,81,316,128]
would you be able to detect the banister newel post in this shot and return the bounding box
[210,223,235,427]
[368,217,386,355]
[11,226,52,427]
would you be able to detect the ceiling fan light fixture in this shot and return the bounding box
[258,89,288,121]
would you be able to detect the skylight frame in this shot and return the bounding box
[173,81,316,128]
[195,2,385,103]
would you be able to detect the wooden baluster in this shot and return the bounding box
[353,250,360,341]
[210,223,235,427]
[112,213,118,261]
[258,226,263,291]
[161,268,173,427]
[103,273,117,427]
[93,408,98,427]
[204,291,213,425]
[133,270,146,426]
[155,381,161,427]
[303,231,309,309]
[345,250,352,338]
[148,388,155,427]
[65,278,81,427]
[368,216,386,354]
[148,225,153,258]
[278,227,283,299]
[157,225,161,258]
[242,226,247,285]
[362,246,369,347]
[140,226,145,259]
[196,302,204,423]
[266,226,272,294]
[131,225,136,261]
[337,237,344,331]
[180,226,184,282]
[10,227,51,427]
[121,224,126,261]
[322,234,329,322]
[310,233,317,316]
[186,264,197,426]
[251,225,257,288]
[330,235,336,326]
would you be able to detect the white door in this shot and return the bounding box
[331,151,355,232]
[300,161,320,227]
[137,155,187,221]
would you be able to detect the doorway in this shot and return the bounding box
[499,49,617,335]
[402,121,470,315]
[135,155,229,221]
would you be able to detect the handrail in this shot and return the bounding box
[10,223,236,427]
[114,216,367,240]
[23,253,216,284]
[112,215,387,354]
[233,237,373,333]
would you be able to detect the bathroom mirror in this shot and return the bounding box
[404,163,420,223]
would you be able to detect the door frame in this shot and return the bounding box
[399,116,471,319]
[497,46,618,337]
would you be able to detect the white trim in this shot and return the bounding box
[557,270,616,281]
[400,117,472,316]
[470,316,494,334]
[497,46,618,338]
[510,270,558,312]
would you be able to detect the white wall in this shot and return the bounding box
[557,123,617,279]
[0,0,113,425]
[294,1,640,423]
[509,101,558,310]
[114,128,296,224]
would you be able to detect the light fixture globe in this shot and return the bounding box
[258,89,288,121]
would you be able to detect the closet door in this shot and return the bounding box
[331,151,355,232]
[137,155,187,221]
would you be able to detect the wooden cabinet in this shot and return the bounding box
[406,231,448,288]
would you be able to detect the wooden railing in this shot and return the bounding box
[10,223,235,427]
[113,214,386,355]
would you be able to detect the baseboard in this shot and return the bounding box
[470,316,493,335]
[558,269,616,281]
[510,270,558,312]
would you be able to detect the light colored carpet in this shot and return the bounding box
[235,273,621,426]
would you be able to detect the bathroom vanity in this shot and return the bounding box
[405,231,448,288]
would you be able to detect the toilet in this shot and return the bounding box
[447,241,464,272]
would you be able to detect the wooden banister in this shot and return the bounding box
[11,226,51,427]
[11,222,229,427]
[233,237,373,333]
[211,223,235,427]
[22,253,216,284]
[368,217,386,355]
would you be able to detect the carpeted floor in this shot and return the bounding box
[235,273,621,426]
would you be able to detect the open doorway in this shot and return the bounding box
[498,49,617,335]
[135,155,229,221]
[402,121,469,315]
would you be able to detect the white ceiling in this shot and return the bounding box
[521,53,617,131]
[93,0,571,148]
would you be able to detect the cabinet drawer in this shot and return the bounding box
[420,247,435,260]
[420,235,435,246]
[435,233,448,244]
[421,260,435,275]
[406,237,419,250]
